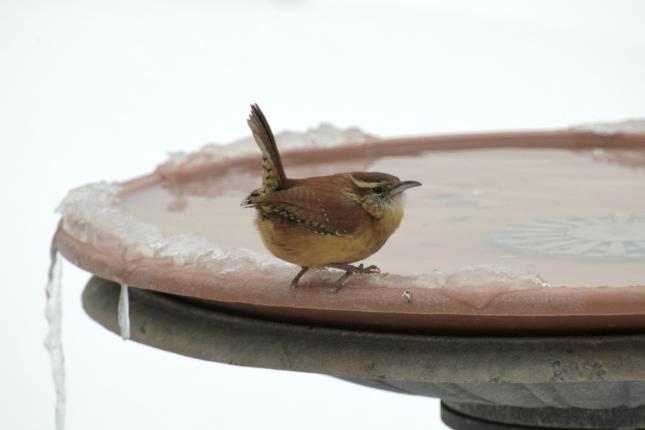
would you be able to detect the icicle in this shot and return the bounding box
[118,283,130,340]
[44,248,65,430]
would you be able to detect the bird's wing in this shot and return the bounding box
[252,182,370,236]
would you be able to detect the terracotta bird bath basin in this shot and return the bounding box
[55,121,645,429]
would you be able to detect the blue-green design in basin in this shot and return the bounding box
[491,213,645,261]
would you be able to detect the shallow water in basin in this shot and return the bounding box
[120,148,645,288]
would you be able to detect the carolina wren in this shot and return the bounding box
[242,104,421,290]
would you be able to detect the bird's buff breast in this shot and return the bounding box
[255,197,405,268]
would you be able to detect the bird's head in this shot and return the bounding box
[346,172,422,218]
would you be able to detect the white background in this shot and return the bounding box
[2,1,645,429]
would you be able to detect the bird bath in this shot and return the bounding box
[52,122,645,429]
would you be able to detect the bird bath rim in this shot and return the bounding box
[54,128,645,334]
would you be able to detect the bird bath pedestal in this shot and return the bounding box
[83,277,645,430]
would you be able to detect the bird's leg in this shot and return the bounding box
[290,266,309,290]
[327,263,381,275]
[333,271,355,290]
[327,263,381,291]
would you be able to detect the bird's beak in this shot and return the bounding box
[390,180,422,197]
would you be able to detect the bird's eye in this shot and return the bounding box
[372,186,383,195]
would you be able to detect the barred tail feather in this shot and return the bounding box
[247,104,287,195]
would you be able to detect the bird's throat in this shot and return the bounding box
[378,195,405,234]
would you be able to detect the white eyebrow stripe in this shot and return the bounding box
[350,176,381,188]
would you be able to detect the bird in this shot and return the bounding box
[242,104,421,290]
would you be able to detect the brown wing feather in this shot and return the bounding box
[253,177,371,236]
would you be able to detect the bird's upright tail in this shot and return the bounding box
[247,103,287,197]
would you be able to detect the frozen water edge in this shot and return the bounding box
[410,265,551,290]
[157,123,375,173]
[571,118,645,135]
[118,284,130,340]
[45,249,65,430]
[57,181,290,273]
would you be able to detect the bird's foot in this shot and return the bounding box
[327,263,381,292]
[328,263,380,275]
[356,263,381,274]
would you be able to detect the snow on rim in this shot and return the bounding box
[571,118,645,135]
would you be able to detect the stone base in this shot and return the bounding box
[442,402,645,430]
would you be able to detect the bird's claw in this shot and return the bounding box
[353,263,380,274]
[326,263,381,293]
[362,264,381,274]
